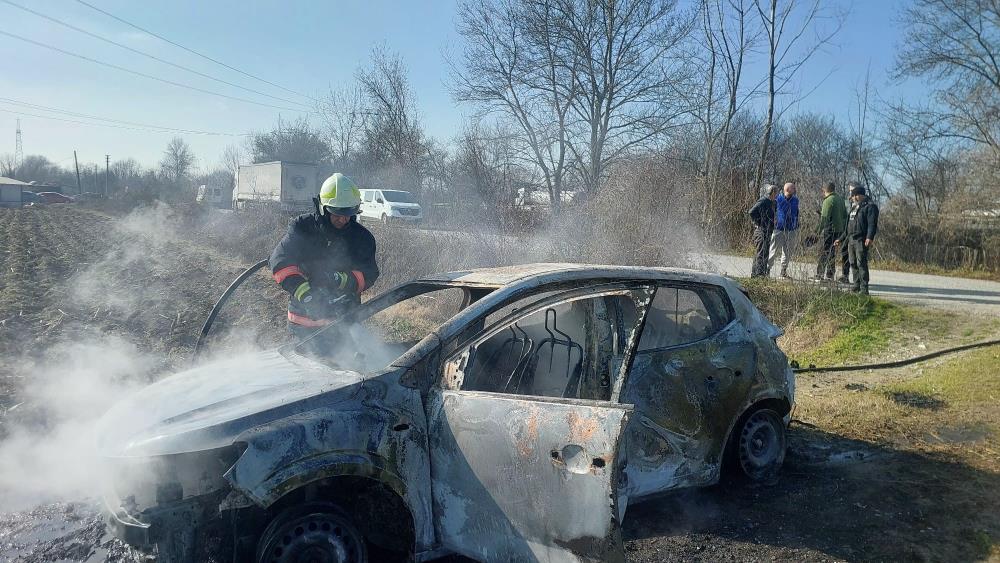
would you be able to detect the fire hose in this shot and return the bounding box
[193,259,270,362]
[791,337,1000,373]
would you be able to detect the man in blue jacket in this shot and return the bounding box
[768,182,799,279]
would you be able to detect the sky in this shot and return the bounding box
[0,0,918,171]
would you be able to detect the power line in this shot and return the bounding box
[0,0,311,110]
[0,96,244,133]
[0,30,311,113]
[0,106,247,136]
[72,0,318,102]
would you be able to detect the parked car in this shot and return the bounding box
[97,264,793,562]
[35,191,74,204]
[359,188,423,225]
[20,191,43,205]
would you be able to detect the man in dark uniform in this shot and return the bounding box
[269,173,379,351]
[844,183,879,295]
[749,184,779,278]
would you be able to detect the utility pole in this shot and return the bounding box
[73,150,82,194]
[105,154,110,197]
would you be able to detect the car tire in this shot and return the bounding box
[380,213,389,226]
[733,408,786,483]
[255,502,367,563]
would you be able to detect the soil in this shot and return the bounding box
[1,204,997,562]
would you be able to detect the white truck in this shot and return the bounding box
[233,161,318,211]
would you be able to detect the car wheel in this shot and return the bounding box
[380,213,389,226]
[736,408,786,482]
[256,502,367,563]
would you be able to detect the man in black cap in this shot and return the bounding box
[842,182,879,295]
[749,184,779,278]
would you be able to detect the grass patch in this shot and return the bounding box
[794,297,904,367]
[798,345,1000,469]
[741,278,924,367]
[883,346,1000,408]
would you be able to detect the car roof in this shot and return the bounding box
[418,262,733,289]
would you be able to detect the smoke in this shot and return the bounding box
[0,337,151,510]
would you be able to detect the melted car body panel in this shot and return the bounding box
[428,389,628,562]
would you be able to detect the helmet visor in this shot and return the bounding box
[325,205,360,217]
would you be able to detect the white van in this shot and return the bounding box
[359,189,423,225]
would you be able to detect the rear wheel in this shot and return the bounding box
[380,213,389,226]
[256,502,367,563]
[735,408,786,482]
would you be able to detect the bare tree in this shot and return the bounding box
[752,0,840,191]
[111,158,143,191]
[356,47,426,188]
[318,85,368,164]
[558,0,693,193]
[248,118,330,164]
[0,153,15,177]
[160,137,196,184]
[684,0,763,228]
[219,144,243,184]
[452,0,577,212]
[893,0,1000,158]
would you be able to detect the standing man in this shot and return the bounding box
[768,182,800,279]
[270,173,380,350]
[749,184,779,278]
[844,183,879,295]
[813,182,849,281]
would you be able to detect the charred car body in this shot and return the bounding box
[97,263,794,562]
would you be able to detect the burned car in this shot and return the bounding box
[97,263,794,562]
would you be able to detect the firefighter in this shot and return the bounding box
[844,183,879,295]
[269,173,379,349]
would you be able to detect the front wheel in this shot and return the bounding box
[256,503,367,563]
[735,408,786,482]
[380,213,389,226]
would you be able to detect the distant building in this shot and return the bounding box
[0,176,29,208]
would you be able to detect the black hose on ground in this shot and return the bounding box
[192,258,270,363]
[792,338,1000,374]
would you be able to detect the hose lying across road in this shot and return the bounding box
[792,338,1000,374]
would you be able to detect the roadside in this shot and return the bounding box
[702,252,1000,316]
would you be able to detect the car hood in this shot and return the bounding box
[96,351,364,458]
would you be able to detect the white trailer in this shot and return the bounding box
[233,161,318,211]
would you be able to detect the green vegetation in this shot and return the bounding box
[882,346,1000,408]
[793,296,904,367]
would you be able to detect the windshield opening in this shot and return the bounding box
[290,285,468,372]
[381,190,416,203]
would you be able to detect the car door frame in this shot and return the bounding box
[617,281,756,500]
[425,283,655,562]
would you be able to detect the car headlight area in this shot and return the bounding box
[101,444,245,549]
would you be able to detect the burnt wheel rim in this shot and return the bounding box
[263,512,364,563]
[739,411,783,474]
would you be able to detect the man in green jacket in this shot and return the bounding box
[813,182,849,281]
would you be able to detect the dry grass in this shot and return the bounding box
[798,345,1000,471]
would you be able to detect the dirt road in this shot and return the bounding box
[702,253,1000,316]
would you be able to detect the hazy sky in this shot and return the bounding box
[1,0,916,171]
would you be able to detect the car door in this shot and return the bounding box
[619,283,755,498]
[428,289,646,562]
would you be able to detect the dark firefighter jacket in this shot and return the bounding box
[748,196,776,231]
[847,199,879,241]
[269,213,379,326]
